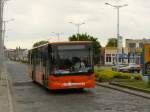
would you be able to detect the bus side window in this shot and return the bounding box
[30,50,34,66]
[42,46,47,67]
[28,51,30,64]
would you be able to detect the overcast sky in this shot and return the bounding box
[4,0,150,49]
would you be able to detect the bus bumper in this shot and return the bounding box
[49,80,95,90]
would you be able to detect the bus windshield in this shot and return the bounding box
[51,44,93,75]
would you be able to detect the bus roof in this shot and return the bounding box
[30,41,93,50]
[48,41,93,45]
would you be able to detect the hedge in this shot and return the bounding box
[95,70,143,82]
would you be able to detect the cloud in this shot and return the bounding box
[4,0,150,49]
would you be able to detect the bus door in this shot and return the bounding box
[45,57,50,88]
[31,52,36,81]
[42,46,49,87]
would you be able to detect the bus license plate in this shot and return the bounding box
[63,82,85,86]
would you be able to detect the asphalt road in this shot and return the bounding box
[6,61,150,112]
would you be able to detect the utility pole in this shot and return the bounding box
[0,0,10,65]
[105,2,128,65]
[2,20,5,58]
[0,0,4,65]
[2,19,14,57]
[0,0,4,75]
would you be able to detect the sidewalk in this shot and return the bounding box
[96,82,150,99]
[0,64,13,112]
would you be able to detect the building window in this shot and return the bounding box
[119,58,122,62]
[129,43,136,48]
[106,54,111,62]
[139,43,143,48]
[112,54,116,57]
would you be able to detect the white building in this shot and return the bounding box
[5,48,28,61]
[104,47,128,66]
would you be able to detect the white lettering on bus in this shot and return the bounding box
[63,82,85,86]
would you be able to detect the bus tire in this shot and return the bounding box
[32,71,35,82]
[78,88,84,91]
[42,75,45,85]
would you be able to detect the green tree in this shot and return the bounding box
[33,40,48,48]
[69,33,101,64]
[106,38,117,47]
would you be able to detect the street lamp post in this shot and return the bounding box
[0,0,11,65]
[2,19,14,58]
[52,32,63,42]
[105,2,128,65]
[69,22,85,34]
[0,0,4,65]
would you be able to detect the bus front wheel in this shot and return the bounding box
[32,71,36,82]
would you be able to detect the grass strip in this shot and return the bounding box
[111,80,150,93]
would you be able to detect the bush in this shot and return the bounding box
[95,69,133,82]
[120,73,132,79]
[132,74,143,80]
[95,71,100,80]
[20,60,29,64]
[96,70,114,82]
[113,72,131,79]
[113,72,122,78]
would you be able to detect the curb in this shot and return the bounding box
[6,78,14,112]
[110,82,150,94]
[4,64,15,112]
[96,82,150,99]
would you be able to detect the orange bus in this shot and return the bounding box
[28,41,95,90]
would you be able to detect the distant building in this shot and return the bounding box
[102,47,128,66]
[125,39,150,64]
[5,49,16,60]
[5,47,28,61]
[100,47,105,65]
[17,49,28,61]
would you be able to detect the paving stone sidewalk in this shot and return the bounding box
[0,65,13,112]
[96,82,150,99]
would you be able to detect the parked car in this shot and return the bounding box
[118,63,141,73]
[112,64,127,71]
